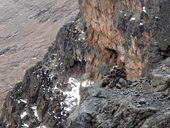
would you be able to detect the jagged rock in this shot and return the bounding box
[139,98,146,105]
[150,57,170,91]
[118,78,127,87]
[65,85,170,128]
[100,78,110,88]
[100,67,128,89]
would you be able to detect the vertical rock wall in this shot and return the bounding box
[79,0,169,80]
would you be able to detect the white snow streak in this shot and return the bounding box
[130,17,136,21]
[22,123,29,127]
[20,111,27,119]
[31,106,39,120]
[142,6,147,13]
[20,99,27,104]
[140,22,144,26]
[81,80,94,87]
[63,77,81,111]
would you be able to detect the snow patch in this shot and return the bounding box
[81,80,94,87]
[17,100,21,104]
[130,17,136,21]
[20,111,28,119]
[32,57,37,60]
[20,99,27,104]
[37,74,40,78]
[49,73,55,80]
[31,106,39,120]
[22,123,29,127]
[140,22,144,26]
[54,115,58,119]
[64,77,81,111]
[142,6,147,13]
[53,78,94,112]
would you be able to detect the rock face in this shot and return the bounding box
[0,0,170,128]
[79,0,170,80]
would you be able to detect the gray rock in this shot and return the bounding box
[139,98,146,105]
[118,78,127,87]
[66,86,165,128]
[101,78,110,87]
[150,58,170,92]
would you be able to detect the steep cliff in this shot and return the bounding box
[79,0,170,80]
[0,0,170,128]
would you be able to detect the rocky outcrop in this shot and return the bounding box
[0,0,170,128]
[0,14,86,128]
[64,57,170,128]
[0,0,79,109]
[65,82,170,128]
[150,57,170,92]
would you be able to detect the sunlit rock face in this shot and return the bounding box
[79,0,170,80]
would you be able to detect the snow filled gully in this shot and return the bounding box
[54,77,94,112]
[19,78,94,128]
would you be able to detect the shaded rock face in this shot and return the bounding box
[0,0,79,109]
[79,0,170,80]
[0,14,86,128]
